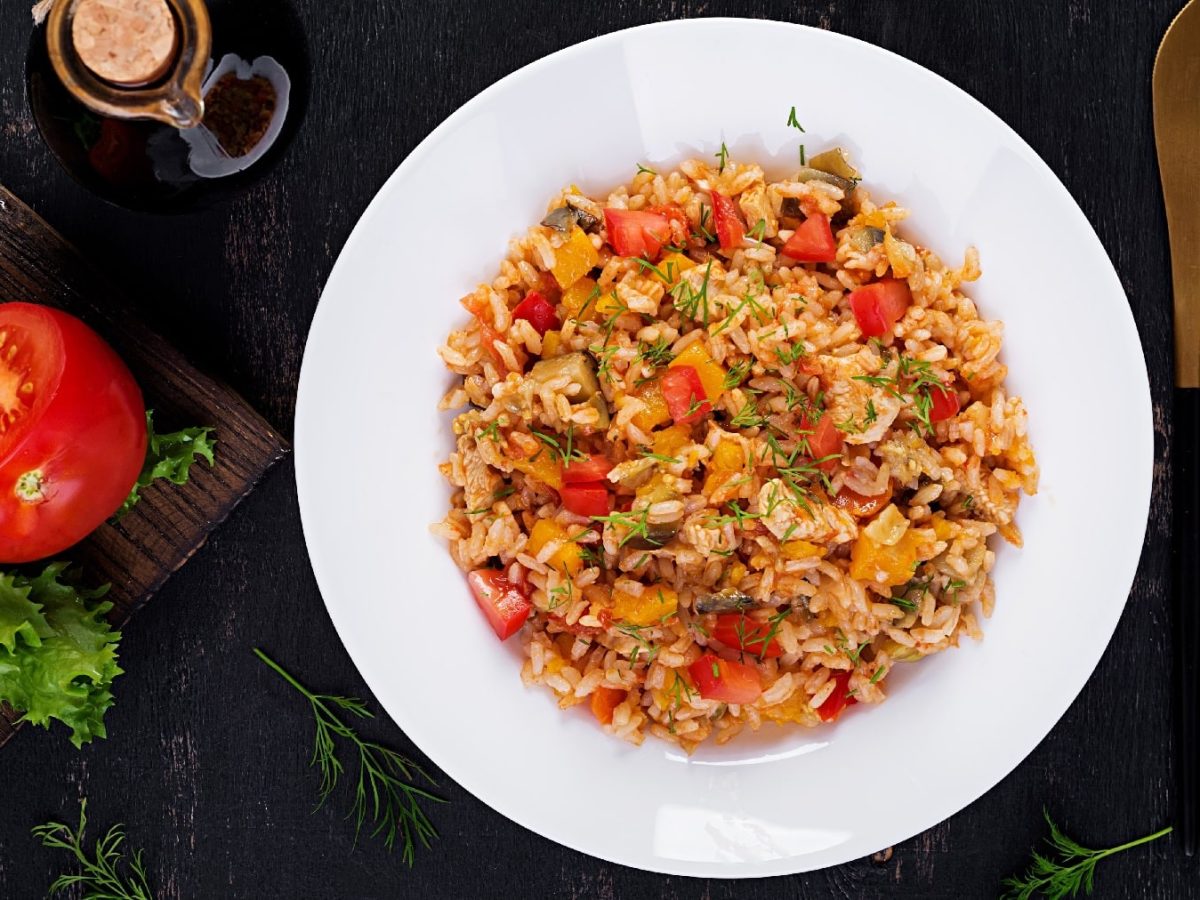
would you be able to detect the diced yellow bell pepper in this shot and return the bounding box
[527,519,583,576]
[561,277,599,322]
[669,343,726,402]
[552,227,600,290]
[631,379,672,432]
[849,529,926,587]
[652,424,692,459]
[513,452,563,490]
[720,561,748,590]
[612,584,679,626]
[541,330,563,358]
[782,540,823,560]
[761,690,821,726]
[930,513,955,541]
[595,288,625,319]
[703,438,744,492]
[653,252,696,286]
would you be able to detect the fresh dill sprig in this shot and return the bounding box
[723,359,752,390]
[254,649,443,865]
[636,162,657,176]
[33,800,154,900]
[715,141,730,173]
[786,105,806,132]
[1001,811,1172,900]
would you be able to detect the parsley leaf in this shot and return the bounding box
[115,411,216,519]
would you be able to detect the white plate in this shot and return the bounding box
[295,19,1151,877]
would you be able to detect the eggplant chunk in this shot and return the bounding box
[529,351,601,400]
[807,147,861,183]
[694,589,766,614]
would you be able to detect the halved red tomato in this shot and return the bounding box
[0,303,146,563]
[928,383,961,422]
[780,213,836,263]
[560,482,611,517]
[563,453,613,484]
[603,209,671,260]
[512,290,558,335]
[816,670,857,722]
[688,653,763,704]
[712,614,783,658]
[710,192,746,251]
[849,278,911,338]
[660,365,711,425]
[467,569,532,640]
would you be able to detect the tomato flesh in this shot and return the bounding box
[849,279,912,338]
[660,365,711,425]
[712,614,783,658]
[590,685,626,725]
[688,653,763,704]
[0,303,146,564]
[711,192,746,251]
[603,209,671,260]
[817,670,857,722]
[560,482,611,518]
[799,412,844,473]
[781,213,837,262]
[467,569,532,640]
[563,453,613,484]
[512,290,558,335]
[928,383,961,422]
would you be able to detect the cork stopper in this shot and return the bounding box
[71,0,178,86]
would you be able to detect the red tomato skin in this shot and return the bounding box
[563,453,613,484]
[799,412,844,474]
[0,303,147,564]
[512,291,558,335]
[781,214,837,262]
[645,204,690,246]
[467,569,532,640]
[688,653,763,704]
[710,192,746,251]
[849,279,911,337]
[928,384,961,422]
[603,209,671,259]
[712,614,783,658]
[660,366,711,425]
[817,670,857,722]
[560,482,611,517]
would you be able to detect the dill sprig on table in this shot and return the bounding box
[32,800,154,899]
[1001,810,1171,899]
[254,648,444,866]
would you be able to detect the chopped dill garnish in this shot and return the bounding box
[636,162,657,176]
[723,359,752,390]
[715,141,730,173]
[786,106,806,132]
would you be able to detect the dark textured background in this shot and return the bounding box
[0,0,1194,896]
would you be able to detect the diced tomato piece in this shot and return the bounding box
[467,569,532,640]
[928,383,961,422]
[832,484,893,519]
[799,411,844,473]
[849,278,912,338]
[713,614,783,658]
[512,290,558,335]
[563,453,613,484]
[816,670,857,722]
[560,482,611,517]
[646,204,690,245]
[688,653,763,704]
[711,191,746,251]
[781,213,836,262]
[590,685,626,725]
[603,208,671,260]
[478,322,510,370]
[660,365,711,425]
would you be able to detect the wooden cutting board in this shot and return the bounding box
[0,186,289,748]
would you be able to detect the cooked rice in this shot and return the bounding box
[434,151,1037,751]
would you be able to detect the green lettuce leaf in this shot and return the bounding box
[115,410,216,519]
[0,564,121,748]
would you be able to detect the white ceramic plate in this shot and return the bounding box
[295,19,1151,877]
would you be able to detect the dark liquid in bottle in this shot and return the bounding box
[26,0,309,212]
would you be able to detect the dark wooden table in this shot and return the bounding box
[0,1,1195,896]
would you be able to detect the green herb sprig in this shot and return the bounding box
[254,649,443,865]
[33,800,154,899]
[1001,811,1171,900]
[115,411,215,519]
